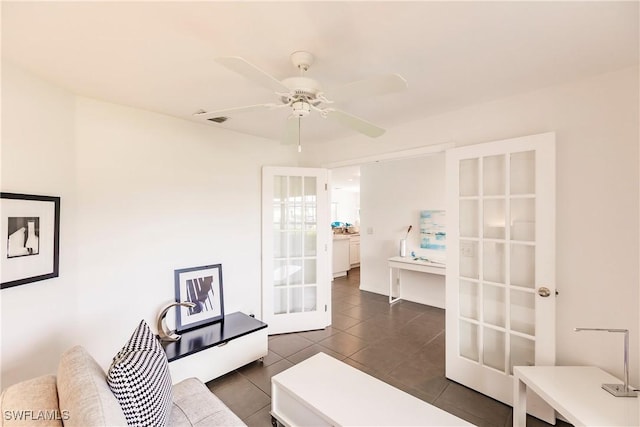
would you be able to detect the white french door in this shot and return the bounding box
[445,133,556,423]
[262,166,331,335]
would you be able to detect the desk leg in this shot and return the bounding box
[389,267,393,304]
[513,375,527,427]
[389,267,401,304]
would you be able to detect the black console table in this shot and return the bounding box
[161,311,268,383]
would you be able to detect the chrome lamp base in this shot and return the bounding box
[602,383,637,398]
[157,301,196,342]
[575,328,637,398]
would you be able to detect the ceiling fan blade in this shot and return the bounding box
[325,74,407,103]
[216,57,290,93]
[193,103,276,119]
[282,116,300,145]
[326,109,386,138]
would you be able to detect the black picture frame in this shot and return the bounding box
[174,264,224,332]
[1,193,60,290]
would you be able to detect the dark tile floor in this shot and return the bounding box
[206,268,571,427]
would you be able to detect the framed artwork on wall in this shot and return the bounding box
[174,264,225,332]
[420,210,446,251]
[1,193,60,290]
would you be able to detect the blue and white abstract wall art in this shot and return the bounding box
[420,210,446,251]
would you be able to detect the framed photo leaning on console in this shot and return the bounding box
[174,263,225,332]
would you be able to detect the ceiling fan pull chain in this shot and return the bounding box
[298,117,302,153]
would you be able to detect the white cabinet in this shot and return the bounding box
[162,312,268,384]
[332,236,350,278]
[333,234,360,278]
[349,235,360,266]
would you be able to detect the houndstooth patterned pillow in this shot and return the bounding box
[107,320,173,427]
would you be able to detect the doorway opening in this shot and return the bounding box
[330,165,361,281]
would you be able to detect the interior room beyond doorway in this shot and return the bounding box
[330,154,447,308]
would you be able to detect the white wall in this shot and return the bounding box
[303,66,640,385]
[331,188,359,225]
[1,62,298,386]
[360,155,446,307]
[1,61,79,389]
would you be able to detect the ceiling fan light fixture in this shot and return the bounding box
[291,99,311,118]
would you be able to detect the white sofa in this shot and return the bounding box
[0,346,245,427]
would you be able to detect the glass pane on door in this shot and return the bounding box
[511,199,535,241]
[483,155,505,196]
[510,151,535,195]
[484,199,506,239]
[460,320,479,362]
[483,242,505,283]
[460,159,479,197]
[304,286,317,311]
[460,240,479,279]
[459,280,479,320]
[483,284,506,328]
[483,327,505,371]
[290,288,303,313]
[510,244,535,289]
[460,200,479,238]
[274,289,287,315]
[510,289,535,336]
[510,335,535,375]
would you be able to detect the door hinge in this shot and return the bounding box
[325,304,327,312]
[325,183,328,190]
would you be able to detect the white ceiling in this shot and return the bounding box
[332,165,360,193]
[2,1,638,145]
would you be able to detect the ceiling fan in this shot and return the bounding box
[194,51,408,150]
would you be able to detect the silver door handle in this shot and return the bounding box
[537,287,551,297]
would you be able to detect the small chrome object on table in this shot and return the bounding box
[157,301,196,342]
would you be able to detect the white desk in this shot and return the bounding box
[514,366,638,427]
[388,256,445,304]
[271,352,472,426]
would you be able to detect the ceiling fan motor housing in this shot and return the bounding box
[281,77,323,105]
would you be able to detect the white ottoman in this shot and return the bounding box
[271,352,472,426]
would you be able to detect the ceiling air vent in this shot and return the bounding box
[207,116,229,123]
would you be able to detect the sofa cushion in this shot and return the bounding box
[107,320,173,427]
[0,375,63,427]
[168,378,245,427]
[56,345,127,426]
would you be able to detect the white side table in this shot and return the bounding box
[387,256,445,304]
[513,366,638,427]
